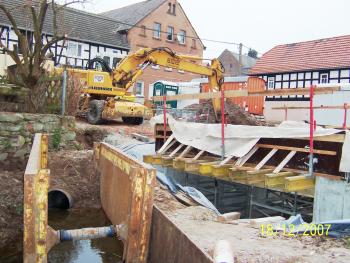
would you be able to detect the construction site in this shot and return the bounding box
[1,0,350,263]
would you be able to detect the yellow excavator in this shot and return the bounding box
[61,47,224,125]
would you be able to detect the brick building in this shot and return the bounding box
[102,0,204,99]
[218,49,257,77]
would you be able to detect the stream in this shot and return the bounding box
[1,208,123,263]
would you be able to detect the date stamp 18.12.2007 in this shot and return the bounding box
[260,223,332,237]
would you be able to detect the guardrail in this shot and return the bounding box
[94,142,156,263]
[23,133,49,263]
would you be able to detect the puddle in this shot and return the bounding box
[0,208,123,263]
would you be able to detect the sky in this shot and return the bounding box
[74,0,350,58]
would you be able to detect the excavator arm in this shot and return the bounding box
[111,47,225,113]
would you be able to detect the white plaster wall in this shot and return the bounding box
[264,101,310,122]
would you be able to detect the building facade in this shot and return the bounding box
[218,49,256,77]
[249,35,350,122]
[102,0,205,100]
[0,0,129,74]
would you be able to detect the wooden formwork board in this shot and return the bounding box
[96,143,156,263]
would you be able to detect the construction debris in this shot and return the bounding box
[184,99,263,125]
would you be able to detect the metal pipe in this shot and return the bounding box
[59,225,116,242]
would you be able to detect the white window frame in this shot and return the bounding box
[135,81,144,96]
[67,41,82,57]
[178,30,186,44]
[153,23,161,39]
[267,77,275,89]
[320,73,328,84]
[167,26,174,41]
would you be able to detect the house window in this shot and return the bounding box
[135,81,144,96]
[172,4,176,14]
[140,25,146,36]
[167,26,174,41]
[67,41,82,57]
[178,30,186,44]
[103,56,110,67]
[153,23,161,39]
[320,73,328,84]
[267,77,275,89]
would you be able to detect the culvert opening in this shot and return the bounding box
[48,189,73,210]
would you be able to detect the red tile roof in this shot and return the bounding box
[249,35,350,75]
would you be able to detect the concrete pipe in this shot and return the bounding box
[48,189,73,209]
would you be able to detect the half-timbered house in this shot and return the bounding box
[249,35,350,121]
[0,0,129,72]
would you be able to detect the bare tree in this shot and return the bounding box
[0,0,85,111]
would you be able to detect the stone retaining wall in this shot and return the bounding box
[0,112,77,163]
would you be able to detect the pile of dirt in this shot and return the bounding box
[184,100,263,125]
[0,169,23,257]
[49,150,100,208]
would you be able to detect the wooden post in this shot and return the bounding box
[221,88,225,160]
[163,95,167,142]
[308,85,315,177]
[343,103,348,129]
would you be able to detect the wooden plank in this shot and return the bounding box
[254,149,278,170]
[157,134,175,154]
[179,145,192,158]
[212,164,233,177]
[299,134,345,143]
[152,86,340,102]
[256,143,337,156]
[152,89,248,102]
[169,144,184,157]
[247,168,273,175]
[237,146,259,167]
[273,151,296,173]
[193,150,204,161]
[199,161,220,175]
[272,105,350,110]
[284,175,315,192]
[220,155,234,165]
[265,172,295,187]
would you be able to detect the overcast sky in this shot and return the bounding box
[76,0,350,58]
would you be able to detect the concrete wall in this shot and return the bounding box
[0,112,76,163]
[313,176,350,222]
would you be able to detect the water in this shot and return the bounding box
[48,208,123,263]
[0,208,123,263]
